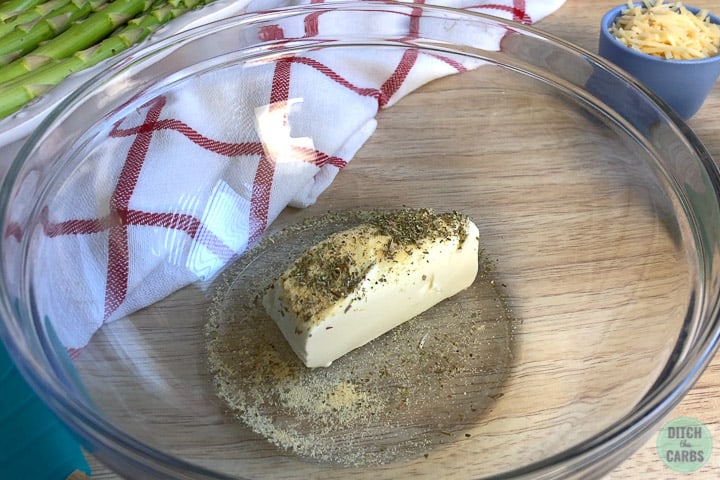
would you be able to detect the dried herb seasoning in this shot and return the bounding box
[367,208,469,248]
[206,208,514,467]
[275,208,472,326]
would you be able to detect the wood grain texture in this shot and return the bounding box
[84,1,720,478]
[66,471,91,480]
[542,4,720,479]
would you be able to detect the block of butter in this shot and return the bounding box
[262,209,480,368]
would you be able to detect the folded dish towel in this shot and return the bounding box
[12,0,565,352]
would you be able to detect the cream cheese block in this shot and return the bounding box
[262,209,480,368]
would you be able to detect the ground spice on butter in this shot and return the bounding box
[274,208,472,326]
[367,208,469,247]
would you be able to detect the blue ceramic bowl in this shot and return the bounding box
[599,3,720,120]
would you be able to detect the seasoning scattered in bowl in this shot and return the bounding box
[599,1,720,119]
[609,1,720,59]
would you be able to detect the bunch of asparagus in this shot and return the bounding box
[0,0,212,119]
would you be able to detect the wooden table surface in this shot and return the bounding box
[541,2,720,478]
[81,1,720,478]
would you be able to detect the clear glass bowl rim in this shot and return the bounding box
[1,2,720,479]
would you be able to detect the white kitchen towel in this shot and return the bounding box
[8,0,565,351]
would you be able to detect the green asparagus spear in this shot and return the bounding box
[0,0,209,118]
[0,0,71,38]
[0,0,108,65]
[0,0,154,84]
[0,0,45,21]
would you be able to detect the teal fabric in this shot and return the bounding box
[0,339,90,480]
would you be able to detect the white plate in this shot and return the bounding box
[0,0,249,153]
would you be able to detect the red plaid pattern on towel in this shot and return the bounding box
[8,0,565,350]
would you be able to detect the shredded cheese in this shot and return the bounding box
[609,1,720,59]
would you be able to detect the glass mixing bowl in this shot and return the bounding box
[2,2,720,479]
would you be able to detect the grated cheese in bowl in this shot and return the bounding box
[609,1,720,59]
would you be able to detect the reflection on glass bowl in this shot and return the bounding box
[2,3,720,479]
